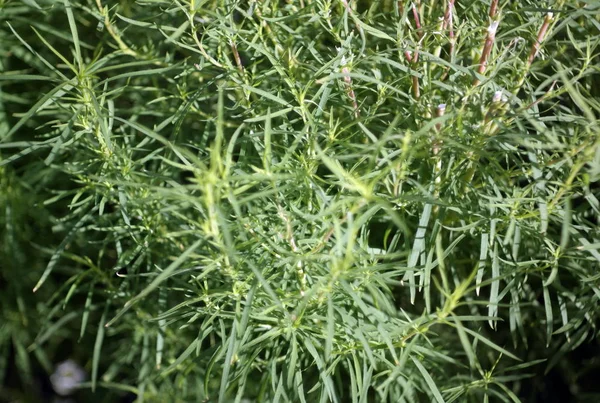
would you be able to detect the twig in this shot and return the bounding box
[398,1,405,15]
[433,104,445,182]
[96,0,138,58]
[340,0,364,39]
[230,39,245,75]
[432,103,445,214]
[446,0,455,59]
[440,0,456,80]
[342,66,360,118]
[412,3,422,36]
[527,12,554,68]
[514,12,557,91]
[489,0,499,20]
[473,20,499,86]
[408,2,422,99]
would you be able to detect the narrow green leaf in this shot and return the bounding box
[34,205,97,293]
[1,81,72,144]
[29,311,79,351]
[105,238,203,327]
[325,297,334,361]
[13,337,33,386]
[63,0,82,70]
[240,84,289,107]
[0,74,56,81]
[488,243,500,329]
[543,284,553,347]
[287,334,299,389]
[218,326,237,403]
[92,305,109,392]
[6,22,69,81]
[156,287,167,369]
[304,338,338,403]
[450,315,476,368]
[239,282,257,338]
[410,356,445,403]
[476,233,489,296]
[314,144,369,195]
[31,26,76,73]
[452,325,521,361]
[358,365,373,403]
[79,282,94,341]
[22,0,43,9]
[424,247,435,313]
[244,107,295,122]
[263,108,272,174]
[406,203,432,304]
[353,18,395,42]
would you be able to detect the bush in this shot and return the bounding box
[1,0,599,401]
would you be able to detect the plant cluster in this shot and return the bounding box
[1,0,600,402]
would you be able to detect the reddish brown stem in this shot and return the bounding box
[446,0,455,58]
[407,3,422,99]
[341,0,364,40]
[489,0,499,19]
[412,3,423,39]
[527,12,554,67]
[341,0,354,16]
[230,40,244,75]
[434,103,446,135]
[443,0,455,30]
[440,0,456,81]
[474,21,498,86]
[478,22,498,74]
[342,66,359,118]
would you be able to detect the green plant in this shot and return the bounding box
[1,0,600,402]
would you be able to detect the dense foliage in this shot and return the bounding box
[1,0,600,401]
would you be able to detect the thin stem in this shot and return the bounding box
[408,2,422,99]
[95,0,138,58]
[191,18,223,68]
[473,20,499,86]
[412,2,423,39]
[514,12,555,91]
[527,12,554,68]
[440,0,456,80]
[341,0,363,36]
[433,104,445,186]
[342,66,360,118]
[397,1,405,15]
[431,103,445,215]
[412,74,420,99]
[446,0,455,58]
[230,39,245,75]
[489,0,499,20]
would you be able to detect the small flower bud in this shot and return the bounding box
[50,360,86,396]
[437,104,447,116]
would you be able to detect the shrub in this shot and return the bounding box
[1,0,599,401]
